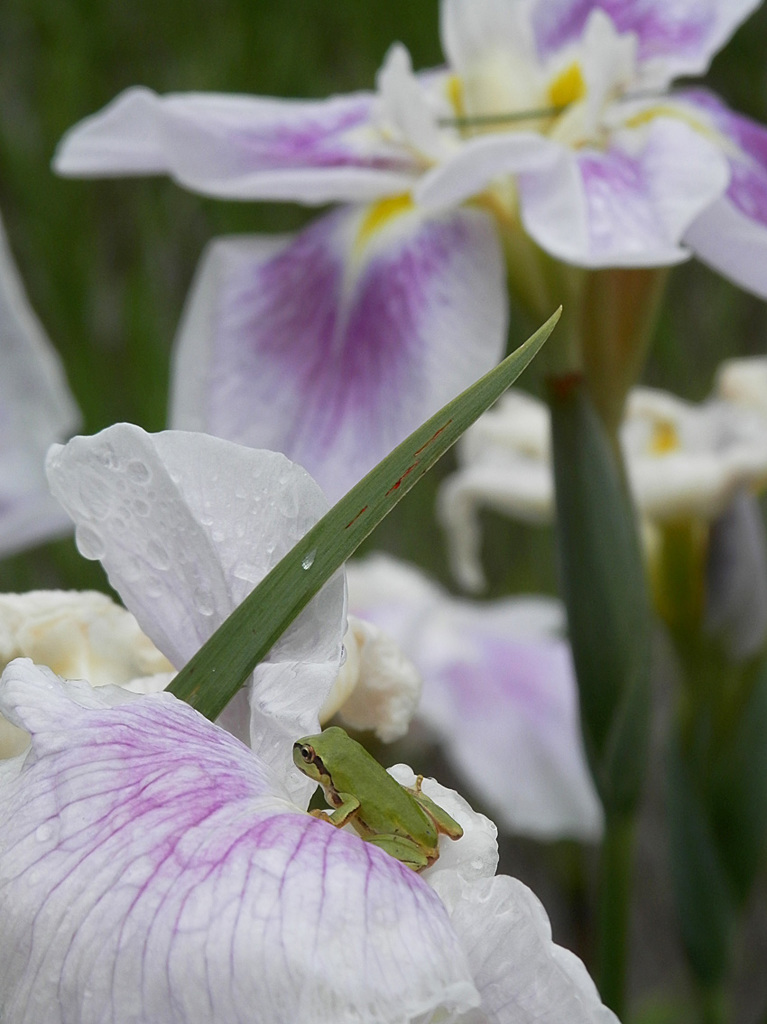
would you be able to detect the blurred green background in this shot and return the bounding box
[2,0,767,598]
[1,2,767,1017]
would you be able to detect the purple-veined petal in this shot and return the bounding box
[45,424,345,800]
[430,871,618,1024]
[0,661,479,1024]
[679,90,767,299]
[518,116,729,267]
[0,214,80,557]
[53,85,420,204]
[170,202,507,503]
[347,556,603,840]
[532,0,761,85]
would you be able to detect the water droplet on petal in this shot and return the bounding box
[35,824,53,842]
[194,587,216,617]
[126,460,151,484]
[146,540,171,570]
[75,525,106,560]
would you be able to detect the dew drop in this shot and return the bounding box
[194,587,216,617]
[144,578,164,599]
[81,484,110,520]
[121,556,143,582]
[301,549,316,570]
[339,643,347,667]
[75,525,106,560]
[126,460,151,484]
[146,540,171,571]
[35,824,53,843]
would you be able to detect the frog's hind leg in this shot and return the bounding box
[408,786,464,841]
[365,834,431,872]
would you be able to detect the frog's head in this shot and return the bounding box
[292,734,330,786]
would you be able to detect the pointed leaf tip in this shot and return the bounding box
[170,309,559,720]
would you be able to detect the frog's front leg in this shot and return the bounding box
[365,833,431,872]
[410,777,464,840]
[310,791,360,828]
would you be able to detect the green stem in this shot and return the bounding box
[596,812,635,1017]
[697,981,728,1024]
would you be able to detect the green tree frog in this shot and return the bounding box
[292,725,463,871]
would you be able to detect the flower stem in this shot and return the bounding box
[596,811,635,1016]
[697,981,728,1024]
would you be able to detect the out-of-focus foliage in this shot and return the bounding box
[1,0,766,597]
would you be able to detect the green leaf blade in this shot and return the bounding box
[169,308,560,720]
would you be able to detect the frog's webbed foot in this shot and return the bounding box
[310,792,360,829]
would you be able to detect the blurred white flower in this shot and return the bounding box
[440,385,767,591]
[715,354,767,415]
[0,214,80,557]
[0,589,173,758]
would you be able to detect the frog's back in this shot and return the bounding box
[328,738,436,843]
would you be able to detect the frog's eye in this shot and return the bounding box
[298,744,315,763]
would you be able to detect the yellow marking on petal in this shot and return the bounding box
[624,103,717,143]
[548,63,586,110]
[446,74,466,118]
[356,194,414,249]
[649,419,680,456]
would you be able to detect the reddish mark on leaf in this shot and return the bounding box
[413,421,451,457]
[385,463,417,496]
[385,420,454,497]
[345,506,368,529]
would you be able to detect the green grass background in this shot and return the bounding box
[1,0,766,595]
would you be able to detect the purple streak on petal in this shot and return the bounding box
[444,638,571,729]
[674,88,767,297]
[533,1,714,61]
[681,88,767,167]
[532,0,762,81]
[726,162,767,227]
[680,88,767,226]
[0,666,476,1023]
[519,113,730,266]
[229,102,412,174]
[55,87,419,203]
[190,204,505,501]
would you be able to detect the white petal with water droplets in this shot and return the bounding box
[46,424,345,800]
